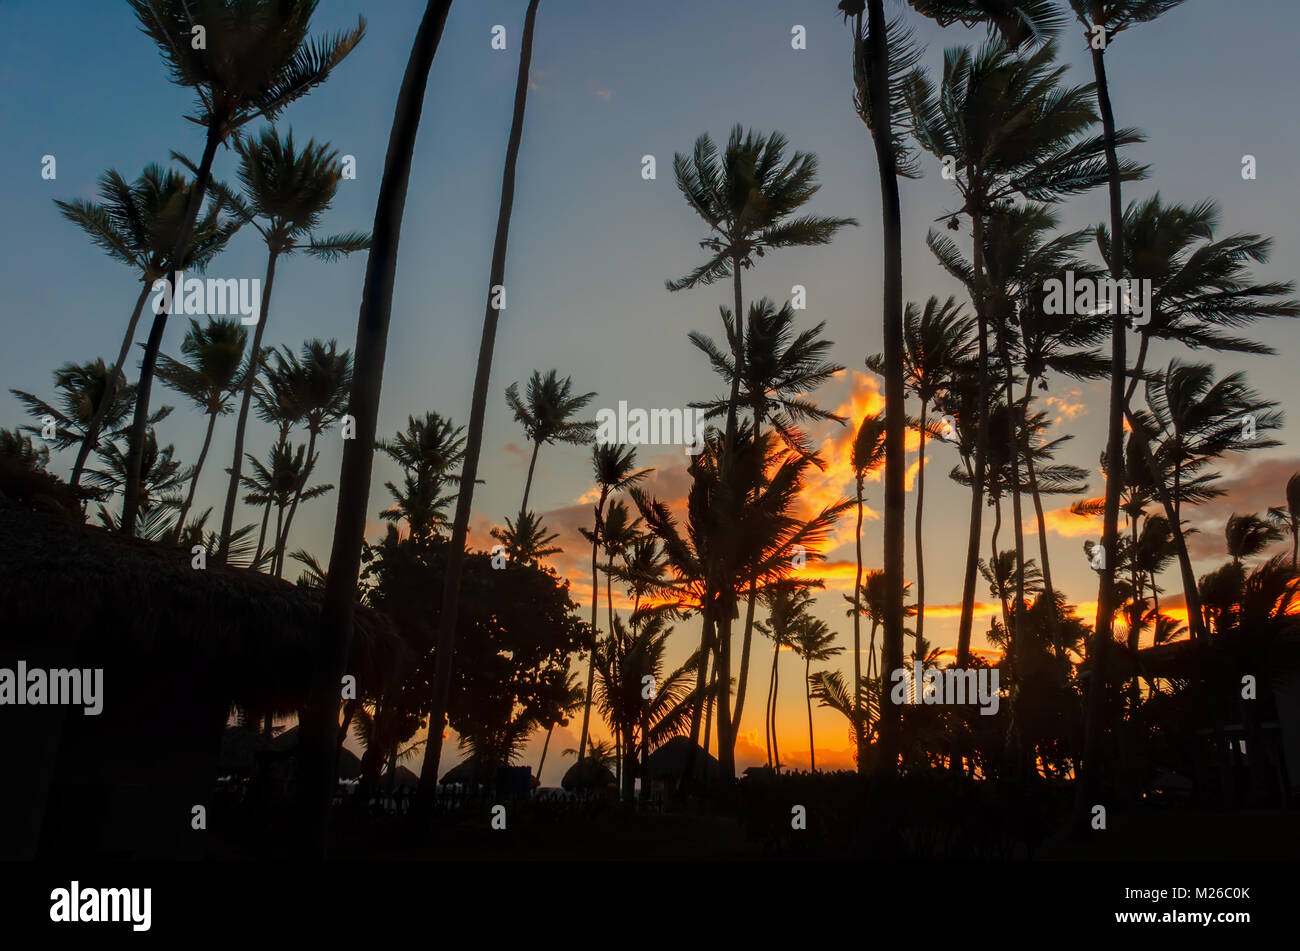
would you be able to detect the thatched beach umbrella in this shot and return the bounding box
[0,498,403,858]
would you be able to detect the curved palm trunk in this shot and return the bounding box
[863,0,905,778]
[122,124,223,536]
[415,0,539,811]
[174,409,218,537]
[217,249,281,562]
[293,0,456,851]
[71,280,152,489]
[770,642,781,772]
[853,477,865,770]
[519,438,541,516]
[992,498,1007,629]
[1022,376,1062,656]
[274,425,318,577]
[1077,43,1128,833]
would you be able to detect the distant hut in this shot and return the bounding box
[644,736,721,797]
[0,499,403,859]
[561,759,617,794]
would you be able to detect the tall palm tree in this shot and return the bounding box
[668,128,854,774]
[755,583,812,770]
[534,670,585,787]
[242,441,332,575]
[790,616,842,772]
[1225,514,1284,568]
[377,412,466,541]
[155,317,248,533]
[269,339,353,576]
[505,369,596,517]
[123,0,364,537]
[904,39,1144,677]
[212,130,369,560]
[54,165,240,488]
[868,295,974,663]
[850,413,887,769]
[298,0,453,847]
[575,445,651,767]
[690,297,845,748]
[415,0,544,808]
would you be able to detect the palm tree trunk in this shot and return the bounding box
[770,642,781,772]
[217,249,281,562]
[1077,43,1127,834]
[992,498,1007,629]
[415,0,539,810]
[577,494,605,765]
[805,655,815,773]
[863,0,905,779]
[293,0,456,851]
[998,328,1028,776]
[174,409,217,536]
[255,498,272,564]
[957,213,991,670]
[519,438,541,516]
[274,426,318,577]
[914,399,927,662]
[71,280,152,488]
[765,631,778,768]
[536,723,553,785]
[730,415,763,758]
[853,477,865,770]
[121,123,223,536]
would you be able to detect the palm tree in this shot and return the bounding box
[904,39,1143,680]
[377,412,466,541]
[54,165,240,488]
[850,413,887,768]
[299,0,453,846]
[491,509,561,566]
[869,296,974,664]
[790,616,842,772]
[505,369,596,517]
[535,671,585,787]
[87,426,189,531]
[122,0,364,537]
[668,128,854,773]
[690,297,846,748]
[415,0,544,808]
[1267,473,1300,567]
[11,359,143,489]
[755,584,812,771]
[576,445,652,767]
[242,441,332,575]
[155,317,248,533]
[212,129,369,560]
[269,339,353,576]
[1225,514,1284,568]
[1097,194,1299,637]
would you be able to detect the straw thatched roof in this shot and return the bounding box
[644,735,721,782]
[0,497,404,713]
[561,758,616,790]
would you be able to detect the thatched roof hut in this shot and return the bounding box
[561,759,616,791]
[0,499,403,859]
[644,735,721,783]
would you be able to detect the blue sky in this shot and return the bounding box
[3,0,1298,776]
